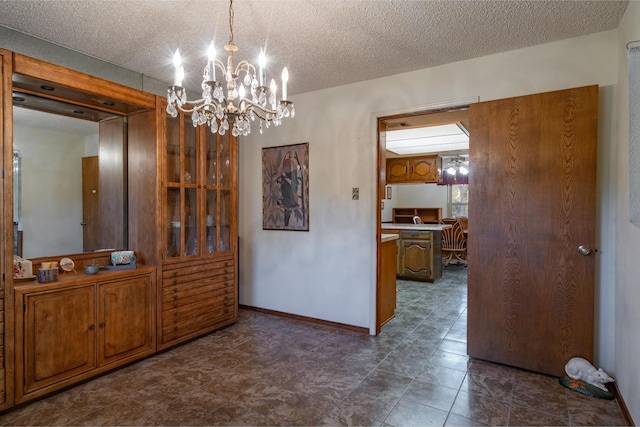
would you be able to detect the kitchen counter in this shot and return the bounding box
[381,223,450,231]
[381,233,400,243]
[381,223,448,282]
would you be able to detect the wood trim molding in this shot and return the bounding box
[239,305,369,334]
[12,53,155,111]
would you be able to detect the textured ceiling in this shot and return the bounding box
[3,0,629,136]
[0,0,629,97]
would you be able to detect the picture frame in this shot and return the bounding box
[262,142,309,231]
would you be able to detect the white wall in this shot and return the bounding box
[239,30,619,354]
[14,125,98,258]
[616,2,640,423]
[382,183,448,222]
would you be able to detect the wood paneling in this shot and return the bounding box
[99,117,127,250]
[1,47,14,411]
[127,107,161,266]
[468,85,598,376]
[12,54,155,114]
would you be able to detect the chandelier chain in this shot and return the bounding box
[228,0,234,46]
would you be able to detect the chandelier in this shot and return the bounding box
[166,0,295,137]
[445,156,469,176]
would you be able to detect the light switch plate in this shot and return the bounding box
[352,187,359,200]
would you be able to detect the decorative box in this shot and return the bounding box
[13,255,33,279]
[111,250,135,265]
[37,268,58,283]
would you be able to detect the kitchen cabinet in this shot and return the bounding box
[377,235,398,333]
[14,267,155,404]
[386,229,443,282]
[386,155,440,183]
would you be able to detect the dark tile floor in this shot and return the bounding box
[0,264,628,426]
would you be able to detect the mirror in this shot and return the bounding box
[13,105,123,259]
[10,53,156,260]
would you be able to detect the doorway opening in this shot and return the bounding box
[375,103,472,335]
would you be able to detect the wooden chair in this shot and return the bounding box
[441,218,467,266]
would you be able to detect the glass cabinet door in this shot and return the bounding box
[166,188,181,258]
[166,116,181,184]
[166,110,234,259]
[165,114,199,259]
[166,115,181,258]
[204,131,232,253]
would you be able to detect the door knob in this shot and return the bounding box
[578,245,592,255]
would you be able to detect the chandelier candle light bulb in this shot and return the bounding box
[207,42,216,81]
[166,0,295,136]
[259,49,266,86]
[270,79,277,110]
[173,49,184,86]
[282,67,289,100]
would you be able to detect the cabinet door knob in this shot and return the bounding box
[99,322,106,328]
[88,324,95,331]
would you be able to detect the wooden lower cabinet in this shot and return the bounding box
[377,238,398,333]
[398,230,443,282]
[160,254,237,349]
[98,276,153,366]
[14,268,155,404]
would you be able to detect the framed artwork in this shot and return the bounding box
[262,142,309,231]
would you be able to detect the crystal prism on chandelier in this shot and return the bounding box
[166,0,294,137]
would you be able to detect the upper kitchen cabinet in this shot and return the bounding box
[386,155,441,184]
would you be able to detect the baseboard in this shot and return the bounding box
[613,383,635,426]
[239,304,369,334]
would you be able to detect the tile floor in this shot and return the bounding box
[0,264,628,426]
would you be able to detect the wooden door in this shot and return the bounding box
[467,85,598,377]
[20,285,96,399]
[82,156,100,251]
[98,276,153,366]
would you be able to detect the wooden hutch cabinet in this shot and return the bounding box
[0,51,239,411]
[157,103,238,349]
[127,100,239,351]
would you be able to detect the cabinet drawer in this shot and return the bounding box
[400,231,432,240]
[163,282,235,311]
[162,297,236,341]
[160,256,238,347]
